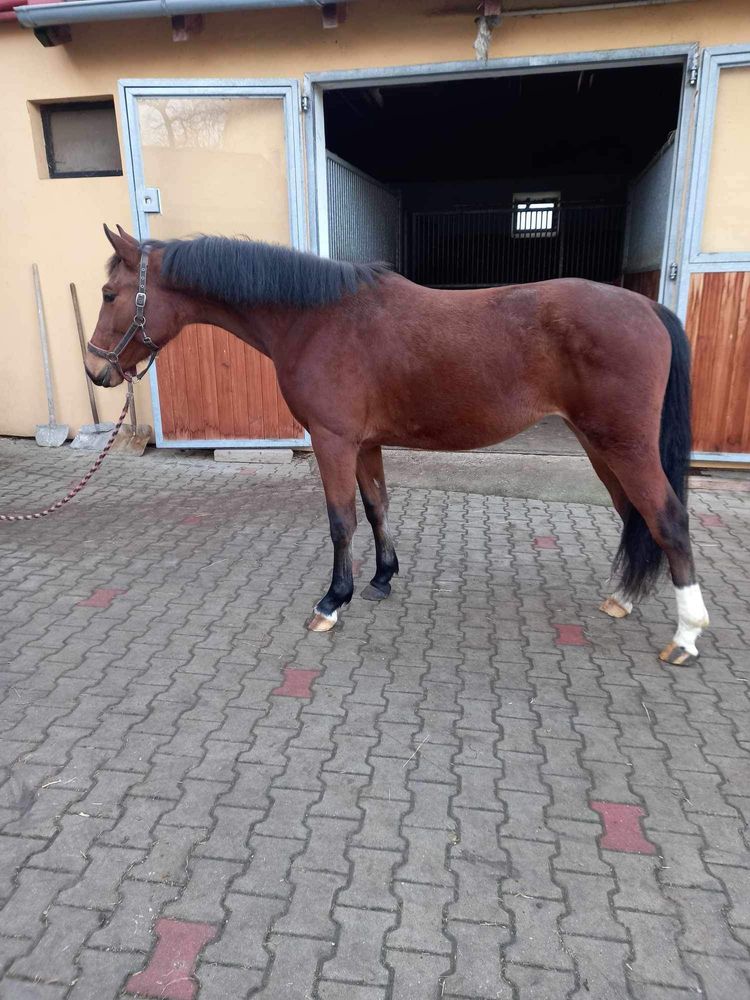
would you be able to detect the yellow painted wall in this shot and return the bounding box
[702,65,750,252]
[0,0,749,438]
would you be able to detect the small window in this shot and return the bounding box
[513,192,560,238]
[40,100,122,178]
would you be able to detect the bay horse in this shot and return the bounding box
[86,225,709,665]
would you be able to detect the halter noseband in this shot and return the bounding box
[87,249,160,383]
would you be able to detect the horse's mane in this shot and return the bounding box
[110,236,389,309]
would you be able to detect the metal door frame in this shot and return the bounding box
[304,44,698,318]
[119,79,311,449]
[675,45,750,463]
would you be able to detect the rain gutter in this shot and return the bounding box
[16,0,330,28]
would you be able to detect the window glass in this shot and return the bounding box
[42,101,122,178]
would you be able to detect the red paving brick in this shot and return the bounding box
[534,536,558,549]
[699,513,725,528]
[272,666,321,698]
[554,623,589,646]
[590,801,656,855]
[125,918,218,1000]
[77,588,126,608]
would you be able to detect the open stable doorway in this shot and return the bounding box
[320,62,684,302]
[314,58,685,455]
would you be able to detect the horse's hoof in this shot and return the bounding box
[361,582,391,601]
[599,596,631,619]
[308,610,338,632]
[659,641,698,666]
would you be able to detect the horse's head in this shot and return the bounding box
[85,225,181,388]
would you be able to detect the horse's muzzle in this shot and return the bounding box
[85,361,118,388]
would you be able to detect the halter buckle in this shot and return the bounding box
[135,291,147,309]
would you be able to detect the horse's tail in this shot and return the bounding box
[614,303,692,600]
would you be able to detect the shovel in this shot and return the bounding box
[33,264,69,447]
[111,382,151,456]
[69,282,115,450]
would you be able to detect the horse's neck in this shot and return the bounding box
[187,296,283,359]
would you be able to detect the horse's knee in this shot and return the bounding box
[328,504,356,546]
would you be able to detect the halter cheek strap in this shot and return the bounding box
[87,249,160,383]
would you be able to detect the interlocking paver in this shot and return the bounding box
[10,903,102,986]
[386,949,451,1000]
[443,920,514,998]
[0,440,748,999]
[253,933,333,999]
[323,906,394,986]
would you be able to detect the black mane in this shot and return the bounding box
[118,236,387,308]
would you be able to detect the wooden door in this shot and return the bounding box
[686,272,750,454]
[125,84,307,447]
[156,326,304,442]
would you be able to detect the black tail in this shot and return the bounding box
[614,303,692,600]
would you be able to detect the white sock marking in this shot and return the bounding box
[673,584,709,656]
[313,606,338,624]
[610,589,634,614]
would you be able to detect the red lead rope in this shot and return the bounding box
[0,399,131,523]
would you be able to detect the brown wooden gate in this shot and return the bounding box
[686,271,750,455]
[156,325,304,443]
[159,325,305,441]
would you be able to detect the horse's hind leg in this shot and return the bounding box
[308,430,358,632]
[357,445,399,601]
[598,447,708,664]
[567,423,634,619]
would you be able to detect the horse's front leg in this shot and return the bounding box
[308,430,358,632]
[357,445,399,601]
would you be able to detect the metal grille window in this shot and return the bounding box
[407,203,625,288]
[513,192,560,237]
[41,101,122,179]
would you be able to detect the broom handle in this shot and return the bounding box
[33,264,56,427]
[70,283,101,426]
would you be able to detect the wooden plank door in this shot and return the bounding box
[679,48,750,460]
[123,83,308,448]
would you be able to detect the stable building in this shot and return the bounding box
[0,0,748,462]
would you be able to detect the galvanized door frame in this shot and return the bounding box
[675,46,750,464]
[118,78,311,449]
[304,44,697,313]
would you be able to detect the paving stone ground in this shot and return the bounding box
[0,437,749,1000]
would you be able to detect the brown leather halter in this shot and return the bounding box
[87,249,160,383]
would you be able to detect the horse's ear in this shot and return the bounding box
[115,224,139,245]
[103,223,139,267]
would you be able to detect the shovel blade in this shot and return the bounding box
[111,424,151,457]
[35,424,69,447]
[70,422,116,450]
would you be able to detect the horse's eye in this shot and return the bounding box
[103,292,116,303]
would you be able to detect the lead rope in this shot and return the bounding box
[0,398,131,522]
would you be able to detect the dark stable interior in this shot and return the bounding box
[324,64,684,287]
